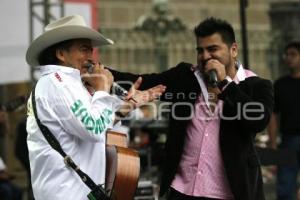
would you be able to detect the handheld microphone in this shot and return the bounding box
[207,69,218,87]
[111,82,128,97]
[83,62,129,98]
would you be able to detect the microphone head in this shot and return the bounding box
[83,61,95,74]
[111,82,128,97]
[206,70,218,87]
[82,62,129,98]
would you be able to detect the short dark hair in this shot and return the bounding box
[38,39,75,65]
[285,41,300,53]
[194,17,236,46]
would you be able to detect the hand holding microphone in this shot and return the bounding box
[83,60,166,108]
[206,69,218,88]
[83,61,133,99]
[203,59,226,88]
[82,61,114,93]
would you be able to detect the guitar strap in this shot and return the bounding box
[31,85,110,200]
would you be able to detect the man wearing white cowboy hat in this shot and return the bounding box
[26,15,166,200]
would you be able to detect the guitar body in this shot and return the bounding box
[106,131,140,200]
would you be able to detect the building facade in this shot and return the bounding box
[96,0,285,79]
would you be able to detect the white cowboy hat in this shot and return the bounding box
[26,15,114,67]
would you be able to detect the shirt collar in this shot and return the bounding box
[39,65,81,79]
[233,61,246,83]
[193,61,250,107]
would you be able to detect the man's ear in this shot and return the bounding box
[56,49,66,64]
[231,42,238,59]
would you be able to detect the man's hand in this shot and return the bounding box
[82,63,113,93]
[204,59,226,81]
[115,77,166,118]
[0,170,14,181]
[125,77,166,108]
[0,110,6,123]
[0,110,10,136]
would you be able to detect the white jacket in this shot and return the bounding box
[27,65,121,200]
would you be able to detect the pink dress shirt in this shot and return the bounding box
[171,65,256,199]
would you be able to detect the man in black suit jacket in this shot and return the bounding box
[110,17,273,200]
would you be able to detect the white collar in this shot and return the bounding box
[234,61,247,82]
[39,65,81,79]
[194,62,247,107]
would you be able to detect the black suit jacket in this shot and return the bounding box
[111,62,273,200]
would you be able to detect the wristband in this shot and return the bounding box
[217,76,232,90]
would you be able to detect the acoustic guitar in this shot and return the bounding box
[106,130,140,200]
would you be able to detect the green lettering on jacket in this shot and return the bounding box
[70,99,113,134]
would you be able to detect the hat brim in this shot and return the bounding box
[26,25,114,67]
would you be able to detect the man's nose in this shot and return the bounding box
[87,51,93,57]
[86,55,93,62]
[202,50,212,60]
